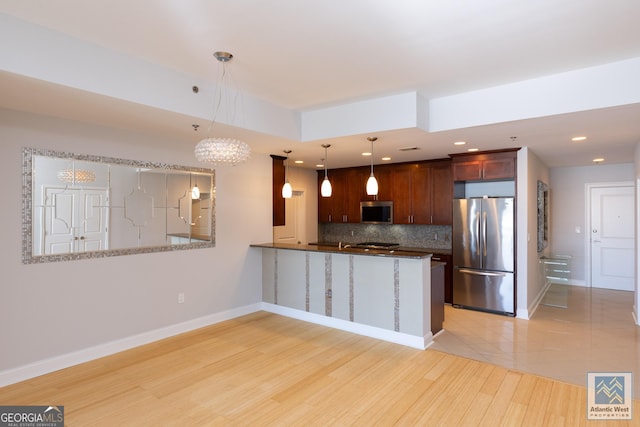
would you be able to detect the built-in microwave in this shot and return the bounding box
[360,201,393,224]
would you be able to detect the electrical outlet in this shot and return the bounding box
[178,293,185,304]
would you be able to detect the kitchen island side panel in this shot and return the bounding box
[308,251,326,315]
[276,249,307,311]
[331,253,351,321]
[261,248,276,304]
[352,256,396,331]
[398,258,430,337]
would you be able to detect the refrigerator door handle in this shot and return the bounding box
[475,211,481,256]
[457,268,507,277]
[482,211,487,258]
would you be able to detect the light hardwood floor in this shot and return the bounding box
[433,285,640,396]
[1,311,638,426]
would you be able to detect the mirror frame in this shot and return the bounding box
[22,147,216,264]
[537,180,549,253]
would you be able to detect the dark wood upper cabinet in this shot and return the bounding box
[429,160,453,225]
[317,168,361,223]
[318,159,453,225]
[271,155,286,226]
[450,149,519,182]
[361,165,392,202]
[391,160,451,225]
[392,163,431,224]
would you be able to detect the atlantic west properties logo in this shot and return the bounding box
[0,405,64,427]
[587,372,632,420]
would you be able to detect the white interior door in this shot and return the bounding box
[590,185,635,291]
[43,187,109,254]
[273,191,306,245]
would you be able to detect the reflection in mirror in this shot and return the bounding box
[23,148,215,264]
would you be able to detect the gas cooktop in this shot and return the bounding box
[355,242,400,249]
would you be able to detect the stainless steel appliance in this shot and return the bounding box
[360,201,393,224]
[452,197,515,316]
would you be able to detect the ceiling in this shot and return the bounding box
[1,1,640,169]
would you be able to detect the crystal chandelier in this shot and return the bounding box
[57,168,96,184]
[194,51,251,166]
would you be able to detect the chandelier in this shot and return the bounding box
[194,51,251,166]
[57,168,96,184]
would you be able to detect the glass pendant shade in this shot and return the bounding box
[320,144,332,197]
[365,136,378,196]
[191,185,200,200]
[281,149,293,199]
[366,173,378,196]
[282,180,292,199]
[321,176,332,197]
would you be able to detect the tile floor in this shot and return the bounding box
[430,285,640,396]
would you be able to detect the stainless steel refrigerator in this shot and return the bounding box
[452,197,515,316]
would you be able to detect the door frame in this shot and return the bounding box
[584,181,635,287]
[273,190,306,245]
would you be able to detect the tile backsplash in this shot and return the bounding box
[318,223,451,250]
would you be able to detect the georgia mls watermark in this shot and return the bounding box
[0,406,64,427]
[587,372,632,420]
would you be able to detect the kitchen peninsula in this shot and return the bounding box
[251,243,444,349]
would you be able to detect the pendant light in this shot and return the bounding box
[321,144,332,197]
[191,174,200,200]
[366,136,379,196]
[194,51,251,166]
[282,150,293,199]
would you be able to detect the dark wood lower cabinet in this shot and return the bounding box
[431,262,445,335]
[431,254,452,304]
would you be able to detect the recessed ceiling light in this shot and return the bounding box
[294,160,304,164]
[593,158,605,163]
[316,163,324,168]
[381,156,392,161]
[572,136,587,141]
[467,148,479,152]
[453,141,466,145]
[362,152,372,156]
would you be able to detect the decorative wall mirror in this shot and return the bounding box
[22,147,215,264]
[537,180,549,252]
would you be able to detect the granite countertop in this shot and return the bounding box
[250,242,434,259]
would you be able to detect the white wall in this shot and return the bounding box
[517,148,550,319]
[0,109,272,381]
[549,163,634,284]
[635,143,640,325]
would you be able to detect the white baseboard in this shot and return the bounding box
[0,303,262,387]
[521,279,589,320]
[522,281,553,319]
[260,302,432,350]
